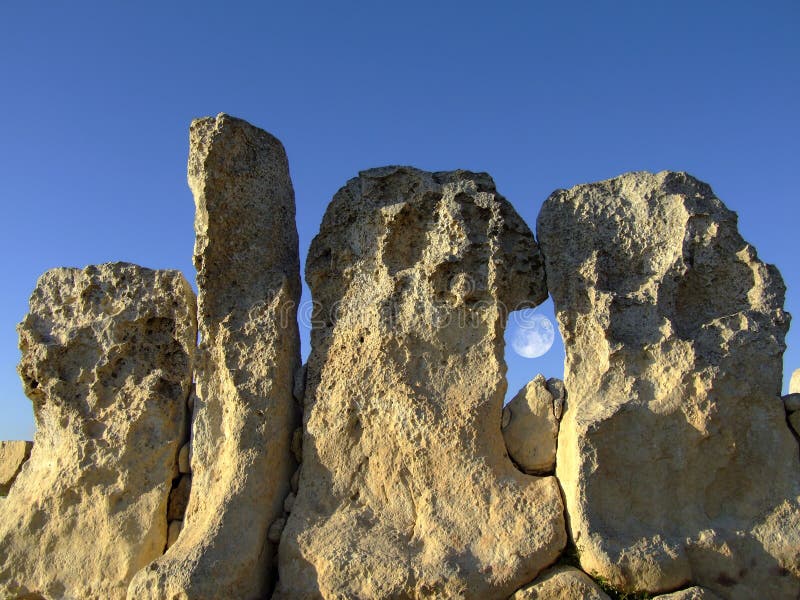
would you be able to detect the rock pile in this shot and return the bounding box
[0,116,797,599]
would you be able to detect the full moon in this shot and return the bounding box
[508,311,555,358]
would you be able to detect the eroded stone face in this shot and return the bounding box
[537,171,800,598]
[0,441,32,496]
[0,263,196,600]
[127,113,301,600]
[276,166,565,599]
[509,566,610,600]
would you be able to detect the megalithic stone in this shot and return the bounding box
[537,171,800,598]
[276,167,566,599]
[510,566,611,600]
[128,114,301,599]
[791,368,800,394]
[0,440,32,496]
[502,375,562,475]
[0,263,196,600]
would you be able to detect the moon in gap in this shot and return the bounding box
[510,311,555,358]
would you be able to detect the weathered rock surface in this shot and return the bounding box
[128,114,301,599]
[0,263,196,600]
[653,586,723,599]
[502,375,562,474]
[277,166,565,599]
[538,171,800,598]
[789,411,800,438]
[0,440,32,496]
[791,368,800,394]
[509,565,610,599]
[786,392,800,437]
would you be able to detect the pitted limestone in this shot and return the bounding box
[538,171,800,598]
[128,114,301,600]
[277,166,565,599]
[0,263,195,600]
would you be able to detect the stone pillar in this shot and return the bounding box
[128,114,301,599]
[276,167,565,599]
[538,171,800,598]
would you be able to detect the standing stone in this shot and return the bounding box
[0,263,196,600]
[128,114,301,599]
[509,566,610,599]
[502,375,562,474]
[791,368,800,394]
[537,171,800,598]
[0,441,32,496]
[276,167,565,599]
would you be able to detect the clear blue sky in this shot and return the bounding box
[1,2,798,440]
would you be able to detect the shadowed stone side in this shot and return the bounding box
[538,171,800,599]
[127,114,301,600]
[0,263,196,600]
[276,166,565,599]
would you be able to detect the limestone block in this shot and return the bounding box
[509,565,610,599]
[0,440,32,496]
[502,375,562,474]
[277,166,565,599]
[128,114,301,600]
[538,171,800,598]
[0,263,195,600]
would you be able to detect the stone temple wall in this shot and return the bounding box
[0,114,797,600]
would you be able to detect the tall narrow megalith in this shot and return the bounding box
[128,114,301,599]
[276,167,566,599]
[538,171,800,598]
